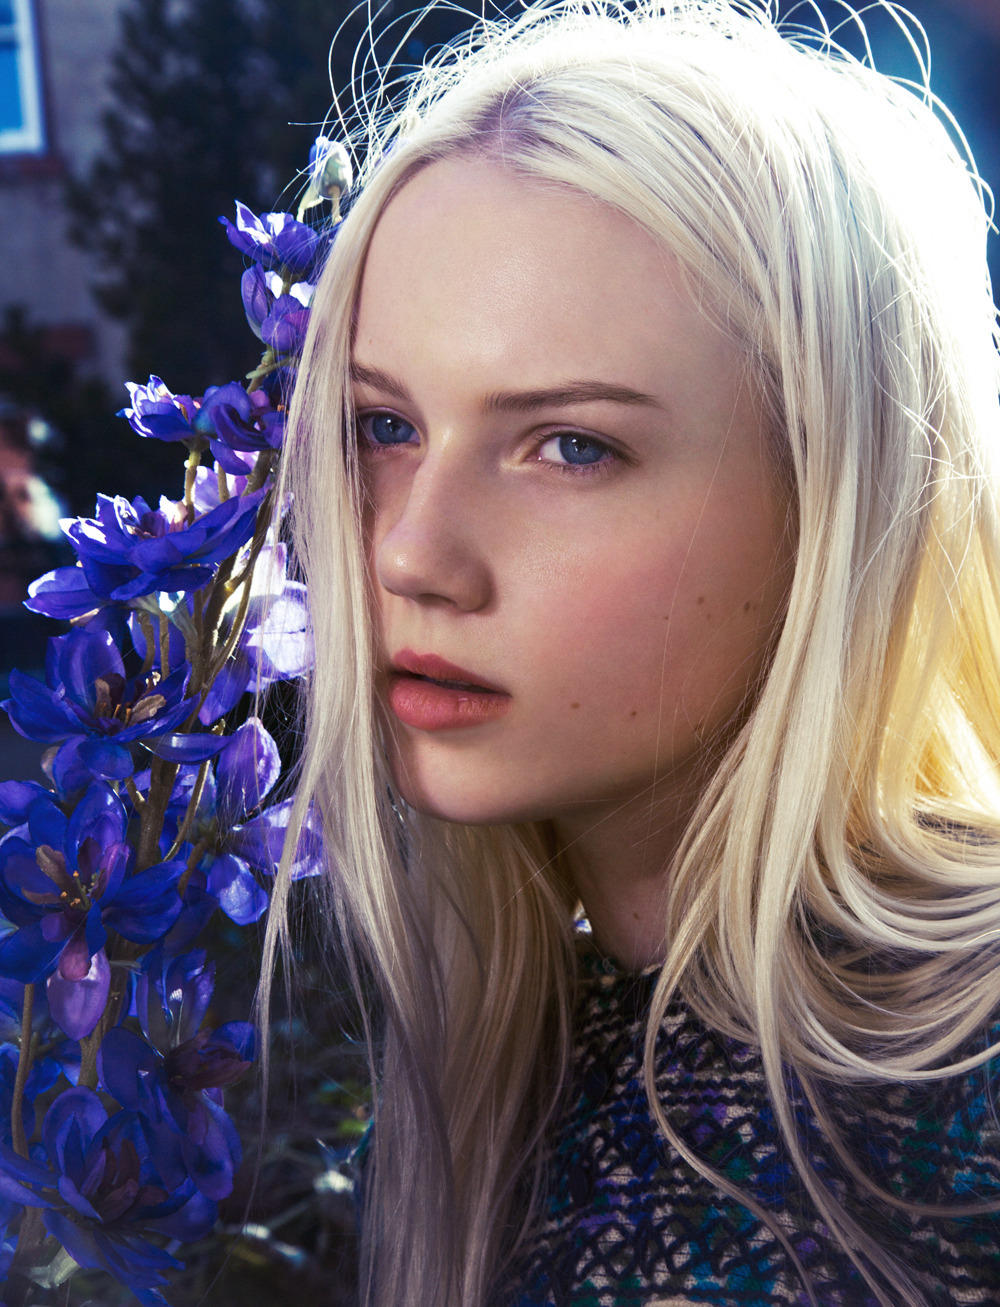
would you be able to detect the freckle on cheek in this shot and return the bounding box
[629,710,637,718]
[570,702,580,709]
[743,600,752,613]
[696,595,705,605]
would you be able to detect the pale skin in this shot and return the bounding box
[352,156,794,970]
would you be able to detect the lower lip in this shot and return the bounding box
[388,674,512,730]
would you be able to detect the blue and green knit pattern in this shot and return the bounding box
[505,948,1000,1306]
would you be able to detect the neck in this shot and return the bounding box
[554,777,704,972]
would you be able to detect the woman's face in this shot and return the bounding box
[352,156,793,830]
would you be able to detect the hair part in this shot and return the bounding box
[265,3,1000,1303]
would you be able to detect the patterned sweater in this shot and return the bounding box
[503,946,1000,1307]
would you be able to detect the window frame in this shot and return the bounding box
[0,0,45,155]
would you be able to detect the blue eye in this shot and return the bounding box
[363,413,417,447]
[538,434,613,468]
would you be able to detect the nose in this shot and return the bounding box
[372,451,493,612]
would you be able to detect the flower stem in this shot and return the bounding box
[11,983,34,1158]
[246,347,278,393]
[137,609,157,678]
[135,755,178,873]
[8,1208,45,1307]
[178,836,210,898]
[78,944,136,1089]
[184,446,202,515]
[246,449,276,495]
[162,757,211,861]
[125,776,146,812]
[158,613,170,675]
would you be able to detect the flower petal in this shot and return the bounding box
[142,733,230,763]
[206,853,268,926]
[215,717,280,824]
[102,861,184,943]
[47,948,110,1039]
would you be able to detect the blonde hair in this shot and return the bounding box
[264,3,1000,1304]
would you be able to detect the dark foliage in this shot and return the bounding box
[63,0,485,397]
[0,305,174,516]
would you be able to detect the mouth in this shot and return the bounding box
[389,648,508,695]
[387,649,511,731]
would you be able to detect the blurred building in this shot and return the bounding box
[0,0,126,386]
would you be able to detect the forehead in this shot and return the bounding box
[353,155,742,399]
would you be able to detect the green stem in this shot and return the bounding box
[246,347,278,393]
[184,446,202,514]
[11,984,34,1158]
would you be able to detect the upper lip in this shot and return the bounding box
[390,649,508,694]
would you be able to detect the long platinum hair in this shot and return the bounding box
[263,3,1000,1303]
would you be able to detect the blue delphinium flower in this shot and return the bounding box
[23,563,105,622]
[0,1086,216,1305]
[119,376,285,474]
[190,540,312,725]
[99,948,254,1201]
[117,376,201,443]
[161,717,321,925]
[219,201,321,275]
[61,487,264,603]
[240,264,314,355]
[0,782,185,1038]
[1,629,220,791]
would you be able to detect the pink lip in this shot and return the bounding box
[387,648,511,731]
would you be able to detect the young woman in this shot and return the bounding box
[266,2,1000,1303]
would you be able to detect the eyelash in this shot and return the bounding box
[355,411,621,479]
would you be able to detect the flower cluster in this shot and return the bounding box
[0,138,343,1305]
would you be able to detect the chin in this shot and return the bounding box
[391,767,539,828]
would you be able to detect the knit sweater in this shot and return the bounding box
[503,945,1000,1307]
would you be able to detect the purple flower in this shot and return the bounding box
[0,782,185,1037]
[162,717,321,926]
[198,542,312,724]
[119,377,283,474]
[201,383,284,473]
[191,459,252,514]
[99,949,253,1200]
[62,487,264,602]
[220,201,321,275]
[118,376,202,443]
[0,1087,216,1304]
[241,265,313,355]
[1,629,217,788]
[24,564,104,622]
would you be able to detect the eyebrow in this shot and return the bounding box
[349,361,663,412]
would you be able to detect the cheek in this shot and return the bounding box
[518,505,786,736]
